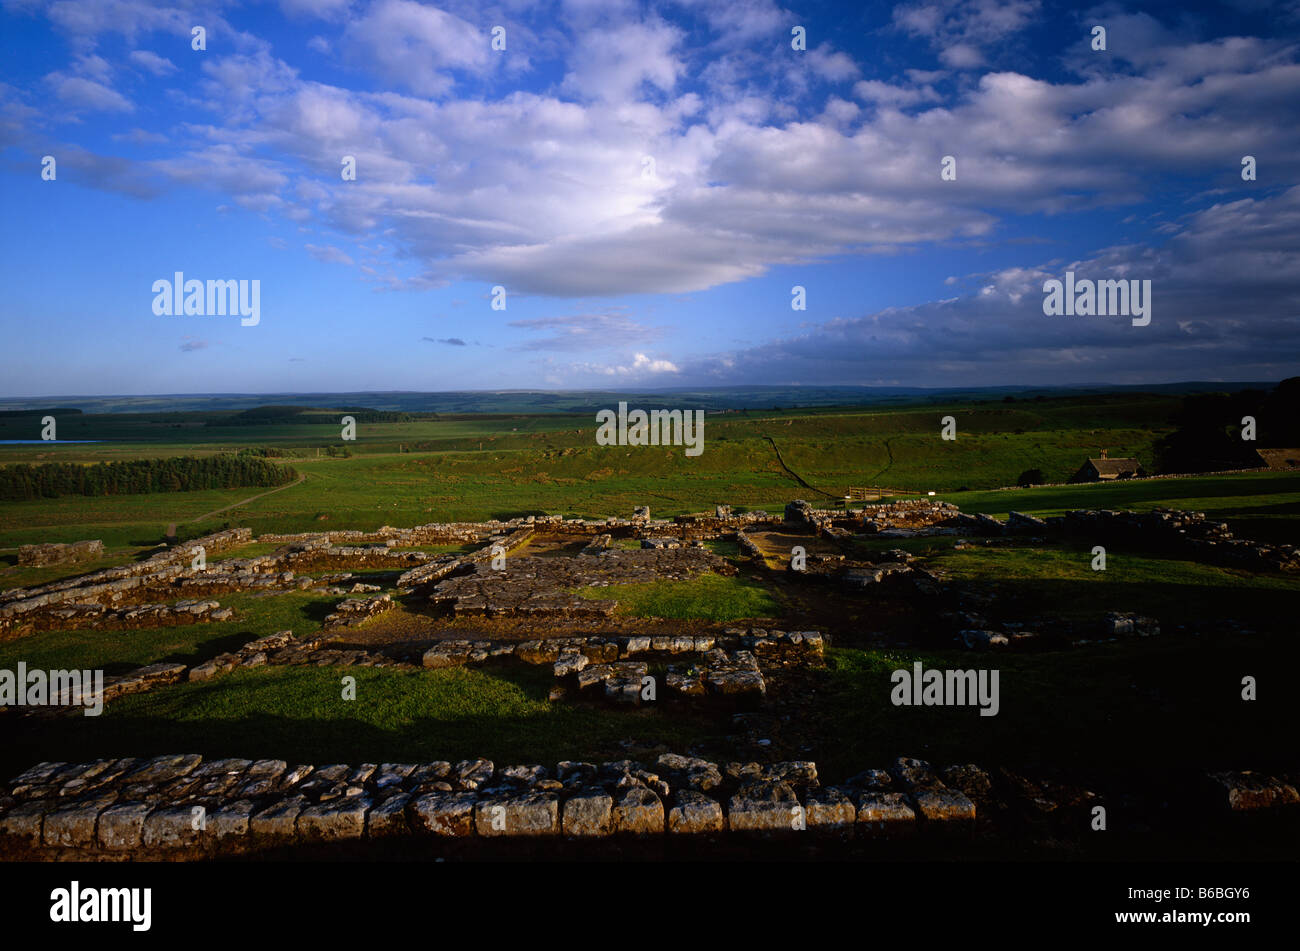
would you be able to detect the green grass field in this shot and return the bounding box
[4,391,1285,554]
[575,572,783,622]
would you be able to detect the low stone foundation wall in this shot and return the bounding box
[1,528,256,623]
[15,598,231,634]
[2,752,1294,860]
[785,499,962,534]
[18,539,103,567]
[322,594,395,629]
[953,507,1299,572]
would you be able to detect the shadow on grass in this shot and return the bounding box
[0,664,721,780]
[960,571,1298,631]
[813,634,1300,782]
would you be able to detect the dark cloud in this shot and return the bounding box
[675,186,1300,386]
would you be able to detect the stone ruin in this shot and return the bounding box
[18,539,103,567]
[1,497,1288,664]
[1,751,1293,861]
[0,497,1295,862]
[426,546,732,618]
[952,507,1300,572]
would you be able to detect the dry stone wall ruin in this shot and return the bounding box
[18,539,103,567]
[2,751,1293,861]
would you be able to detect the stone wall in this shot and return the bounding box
[2,752,1293,860]
[953,507,1299,572]
[785,499,961,534]
[17,539,103,567]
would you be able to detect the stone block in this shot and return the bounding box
[43,796,114,848]
[208,801,254,841]
[453,758,494,790]
[561,790,613,837]
[298,796,372,841]
[805,786,855,833]
[911,787,977,824]
[249,797,307,839]
[668,790,724,834]
[728,781,799,832]
[366,794,412,837]
[855,791,916,836]
[0,801,47,845]
[98,802,152,851]
[1208,771,1300,811]
[475,792,559,837]
[613,786,664,835]
[410,791,477,837]
[124,753,203,786]
[142,805,202,850]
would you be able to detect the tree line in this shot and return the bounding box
[206,406,419,425]
[0,454,299,500]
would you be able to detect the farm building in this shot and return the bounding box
[1069,451,1145,483]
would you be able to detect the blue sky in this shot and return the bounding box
[1,0,1298,397]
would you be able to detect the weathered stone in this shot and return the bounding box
[763,761,818,787]
[454,758,494,790]
[207,801,254,841]
[124,753,203,786]
[622,636,651,656]
[404,762,451,790]
[366,794,412,837]
[666,667,705,696]
[499,764,549,787]
[911,787,977,824]
[98,802,152,851]
[410,791,477,837]
[940,764,994,804]
[553,651,589,677]
[613,786,664,835]
[249,797,307,838]
[43,795,115,848]
[142,805,202,850]
[580,640,619,663]
[298,796,371,841]
[604,674,645,704]
[890,757,942,790]
[668,790,724,834]
[1208,771,1300,811]
[7,761,65,793]
[805,786,855,833]
[655,753,723,793]
[562,789,613,837]
[191,757,254,780]
[475,791,559,837]
[557,762,598,786]
[576,665,613,691]
[728,781,800,832]
[422,642,470,669]
[855,791,916,835]
[0,801,47,844]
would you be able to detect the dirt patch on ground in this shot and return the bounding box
[748,530,845,559]
[327,604,776,654]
